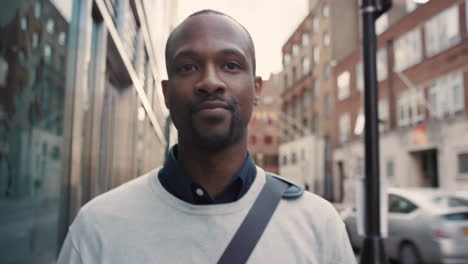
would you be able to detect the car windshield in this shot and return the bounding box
[431,196,468,208]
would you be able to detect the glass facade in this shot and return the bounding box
[0,0,74,262]
[0,0,173,262]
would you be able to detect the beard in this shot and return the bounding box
[184,95,244,152]
[190,110,243,152]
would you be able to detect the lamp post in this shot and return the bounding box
[360,0,391,263]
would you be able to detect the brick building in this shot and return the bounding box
[332,0,468,203]
[279,0,359,196]
[248,73,282,174]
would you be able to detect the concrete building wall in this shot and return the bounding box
[279,135,325,193]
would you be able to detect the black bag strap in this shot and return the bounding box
[217,174,289,264]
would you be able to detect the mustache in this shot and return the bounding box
[189,95,237,113]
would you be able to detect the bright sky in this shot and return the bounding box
[177,0,309,80]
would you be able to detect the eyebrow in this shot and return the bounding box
[172,48,247,61]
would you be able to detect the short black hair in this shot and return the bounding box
[164,9,256,76]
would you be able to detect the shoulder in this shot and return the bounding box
[74,169,160,225]
[266,172,305,199]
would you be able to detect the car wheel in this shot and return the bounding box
[399,243,421,264]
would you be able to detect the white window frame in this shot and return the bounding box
[337,71,351,100]
[339,113,351,144]
[429,71,464,118]
[283,53,290,65]
[323,32,330,47]
[356,62,363,92]
[302,33,309,47]
[394,28,422,72]
[376,14,389,35]
[424,5,460,57]
[378,100,389,132]
[322,4,329,17]
[292,44,299,57]
[397,88,425,127]
[46,18,55,34]
[34,2,42,18]
[302,56,310,75]
[313,17,319,33]
[377,49,388,82]
[32,32,39,49]
[313,47,320,64]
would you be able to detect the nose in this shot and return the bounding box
[194,64,226,95]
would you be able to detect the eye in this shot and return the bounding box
[177,64,198,73]
[223,61,241,71]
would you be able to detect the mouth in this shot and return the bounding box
[193,101,231,113]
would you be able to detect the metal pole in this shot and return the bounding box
[360,0,388,263]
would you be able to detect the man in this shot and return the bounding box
[57,10,356,263]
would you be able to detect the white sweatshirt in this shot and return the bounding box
[57,167,356,264]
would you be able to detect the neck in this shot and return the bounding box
[177,137,248,198]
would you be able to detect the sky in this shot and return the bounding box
[177,0,309,80]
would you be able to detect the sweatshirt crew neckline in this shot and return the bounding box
[149,166,266,216]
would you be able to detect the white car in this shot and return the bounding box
[344,188,468,264]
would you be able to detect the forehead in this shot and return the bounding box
[168,14,252,60]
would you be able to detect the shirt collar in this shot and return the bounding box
[158,145,257,205]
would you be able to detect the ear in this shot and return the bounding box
[254,76,263,106]
[161,80,169,108]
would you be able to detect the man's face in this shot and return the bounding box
[162,14,262,151]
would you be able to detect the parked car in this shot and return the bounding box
[344,188,468,264]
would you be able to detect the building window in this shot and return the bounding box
[377,49,388,82]
[312,115,319,132]
[34,2,41,18]
[322,4,329,17]
[376,14,389,35]
[293,96,299,115]
[324,95,331,118]
[397,88,425,127]
[379,100,389,132]
[323,32,330,47]
[394,28,422,72]
[339,113,351,144]
[458,153,468,175]
[324,64,331,80]
[302,33,309,46]
[337,71,350,100]
[313,79,320,99]
[282,155,288,165]
[313,17,319,33]
[58,32,67,46]
[21,17,28,31]
[292,66,297,83]
[292,44,299,57]
[428,71,464,118]
[313,47,320,65]
[32,32,39,48]
[386,160,395,178]
[264,135,273,145]
[406,0,425,13]
[283,53,290,65]
[44,44,52,64]
[291,152,297,164]
[356,62,364,92]
[425,5,460,57]
[249,135,257,145]
[46,18,55,34]
[302,90,309,110]
[302,56,310,75]
[284,74,288,89]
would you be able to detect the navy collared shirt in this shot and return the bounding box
[158,145,257,205]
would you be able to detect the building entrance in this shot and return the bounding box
[414,149,439,187]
